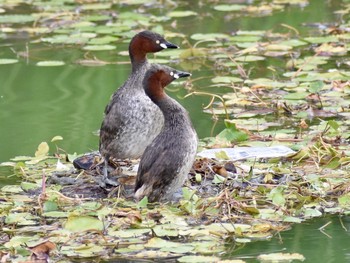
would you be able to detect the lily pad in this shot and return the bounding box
[191,33,230,41]
[0,58,19,64]
[304,36,339,43]
[64,216,104,232]
[83,45,116,51]
[178,255,221,263]
[211,76,243,83]
[43,211,68,218]
[257,252,305,262]
[167,11,198,17]
[88,36,119,45]
[235,55,265,62]
[0,15,36,23]
[61,244,106,257]
[81,3,112,10]
[214,5,245,11]
[36,61,65,66]
[51,135,63,142]
[1,185,23,193]
[4,235,38,249]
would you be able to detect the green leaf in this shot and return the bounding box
[137,196,148,209]
[81,3,112,10]
[267,186,286,206]
[51,135,63,142]
[64,215,104,232]
[280,39,308,47]
[214,5,245,11]
[152,225,179,237]
[242,206,260,215]
[325,158,340,169]
[43,200,59,212]
[182,187,196,200]
[327,120,340,131]
[83,44,116,51]
[235,55,266,62]
[67,153,78,162]
[283,91,309,100]
[231,35,261,42]
[36,61,65,66]
[304,36,339,43]
[190,33,229,41]
[145,237,178,248]
[179,48,207,59]
[0,15,36,23]
[211,76,242,83]
[213,174,225,184]
[339,194,350,207]
[167,11,197,17]
[161,244,194,253]
[195,173,202,183]
[217,122,249,142]
[109,229,150,238]
[89,36,119,45]
[1,185,23,193]
[0,58,19,64]
[303,208,322,218]
[4,235,36,249]
[283,216,302,223]
[258,253,305,261]
[42,211,68,218]
[309,80,324,93]
[41,34,92,44]
[5,212,38,224]
[214,150,230,160]
[60,243,105,257]
[21,182,39,191]
[35,142,49,157]
[84,15,110,22]
[178,255,220,263]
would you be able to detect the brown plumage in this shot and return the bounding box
[134,64,198,202]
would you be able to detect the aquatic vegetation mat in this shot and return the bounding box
[1,130,349,262]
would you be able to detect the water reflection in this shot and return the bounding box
[0,166,18,187]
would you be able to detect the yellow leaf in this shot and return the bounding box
[35,142,49,157]
[51,135,63,142]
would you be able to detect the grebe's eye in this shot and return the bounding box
[170,71,174,76]
[156,40,160,44]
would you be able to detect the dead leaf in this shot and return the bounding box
[26,240,56,262]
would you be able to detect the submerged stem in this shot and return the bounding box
[185,91,229,119]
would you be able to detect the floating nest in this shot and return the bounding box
[48,151,297,202]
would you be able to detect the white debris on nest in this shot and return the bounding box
[198,145,295,161]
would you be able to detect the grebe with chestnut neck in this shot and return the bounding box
[134,64,198,202]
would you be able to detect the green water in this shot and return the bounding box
[228,215,350,262]
[104,215,350,262]
[0,0,349,262]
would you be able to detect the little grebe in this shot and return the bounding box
[134,64,198,202]
[99,31,178,179]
